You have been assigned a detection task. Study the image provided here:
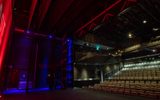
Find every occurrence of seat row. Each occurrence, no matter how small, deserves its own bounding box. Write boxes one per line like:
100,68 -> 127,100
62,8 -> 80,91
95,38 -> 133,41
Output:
113,68 -> 160,80
89,80 -> 160,98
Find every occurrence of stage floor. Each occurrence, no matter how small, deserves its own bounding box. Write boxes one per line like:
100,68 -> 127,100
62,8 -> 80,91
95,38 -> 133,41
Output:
2,88 -> 155,100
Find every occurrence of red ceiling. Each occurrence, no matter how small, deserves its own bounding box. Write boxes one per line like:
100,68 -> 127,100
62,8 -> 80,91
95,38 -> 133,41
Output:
13,0 -> 137,37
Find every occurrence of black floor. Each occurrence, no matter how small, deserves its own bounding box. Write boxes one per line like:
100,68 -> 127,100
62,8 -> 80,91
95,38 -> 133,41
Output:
3,88 -> 157,100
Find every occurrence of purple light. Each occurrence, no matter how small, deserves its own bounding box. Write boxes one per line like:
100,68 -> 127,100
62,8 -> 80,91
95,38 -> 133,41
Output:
48,35 -> 53,39
22,74 -> 26,78
26,30 -> 31,34
67,39 -> 70,42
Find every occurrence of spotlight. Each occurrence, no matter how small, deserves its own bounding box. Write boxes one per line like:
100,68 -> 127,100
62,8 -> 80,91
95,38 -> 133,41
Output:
67,39 -> 70,42
0,95 -> 2,98
48,35 -> 53,39
128,32 -> 133,38
143,20 -> 147,24
26,29 -> 31,34
86,43 -> 89,46
96,45 -> 100,51
152,49 -> 156,52
48,74 -> 51,77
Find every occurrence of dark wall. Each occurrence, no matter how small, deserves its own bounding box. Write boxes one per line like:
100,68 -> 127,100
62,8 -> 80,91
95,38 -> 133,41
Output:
4,34 -> 35,89
4,33 -> 64,89
74,65 -> 100,80
37,39 -> 62,88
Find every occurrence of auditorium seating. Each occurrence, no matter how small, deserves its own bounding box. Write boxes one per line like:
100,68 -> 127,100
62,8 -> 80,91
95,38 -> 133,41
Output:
89,64 -> 160,98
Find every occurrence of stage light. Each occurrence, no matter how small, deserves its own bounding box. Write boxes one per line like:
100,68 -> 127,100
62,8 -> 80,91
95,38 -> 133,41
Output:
67,39 -> 70,42
128,32 -> 133,38
96,45 -> 100,51
66,38 -> 73,87
143,20 -> 147,24
26,29 -> 31,34
86,43 -> 89,46
48,35 -> 53,39
152,49 -> 156,52
48,74 -> 51,77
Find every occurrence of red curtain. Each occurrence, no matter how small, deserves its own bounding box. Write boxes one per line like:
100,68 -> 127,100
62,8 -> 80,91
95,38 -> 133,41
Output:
0,0 -> 12,72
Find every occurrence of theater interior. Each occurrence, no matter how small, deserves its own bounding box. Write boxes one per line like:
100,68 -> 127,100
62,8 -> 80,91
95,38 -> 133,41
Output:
0,0 -> 160,100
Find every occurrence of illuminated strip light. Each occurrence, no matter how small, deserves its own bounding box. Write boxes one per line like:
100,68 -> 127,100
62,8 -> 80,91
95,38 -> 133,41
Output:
124,44 -> 141,52
66,39 -> 73,87
124,61 -> 160,67
14,27 -> 25,33
76,0 -> 122,36
147,40 -> 160,47
124,40 -> 160,53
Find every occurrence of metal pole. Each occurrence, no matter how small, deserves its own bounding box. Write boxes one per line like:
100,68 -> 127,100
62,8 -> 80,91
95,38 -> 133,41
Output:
100,69 -> 104,83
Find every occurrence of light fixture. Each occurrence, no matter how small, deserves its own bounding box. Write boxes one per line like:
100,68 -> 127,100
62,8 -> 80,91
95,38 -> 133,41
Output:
26,29 -> 31,34
96,45 -> 100,51
153,28 -> 159,31
128,32 -> 133,38
48,74 -> 51,77
67,39 -> 70,42
48,35 -> 53,39
86,43 -> 89,46
143,20 -> 147,24
152,49 -> 156,52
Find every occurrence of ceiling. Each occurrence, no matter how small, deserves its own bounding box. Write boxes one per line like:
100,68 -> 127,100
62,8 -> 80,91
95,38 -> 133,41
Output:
94,0 -> 160,49
13,0 -> 160,64
13,0 -> 118,37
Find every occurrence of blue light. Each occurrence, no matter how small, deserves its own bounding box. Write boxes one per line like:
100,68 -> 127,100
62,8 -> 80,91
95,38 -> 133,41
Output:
48,35 -> 53,39
3,89 -> 25,94
17,37 -> 32,89
66,38 -> 73,87
3,88 -> 50,94
67,39 -> 70,42
40,59 -> 48,87
56,85 -> 62,90
67,52 -> 71,57
67,57 -> 72,64
67,73 -> 72,79
28,88 -> 49,92
67,65 -> 72,71
67,38 -> 72,44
